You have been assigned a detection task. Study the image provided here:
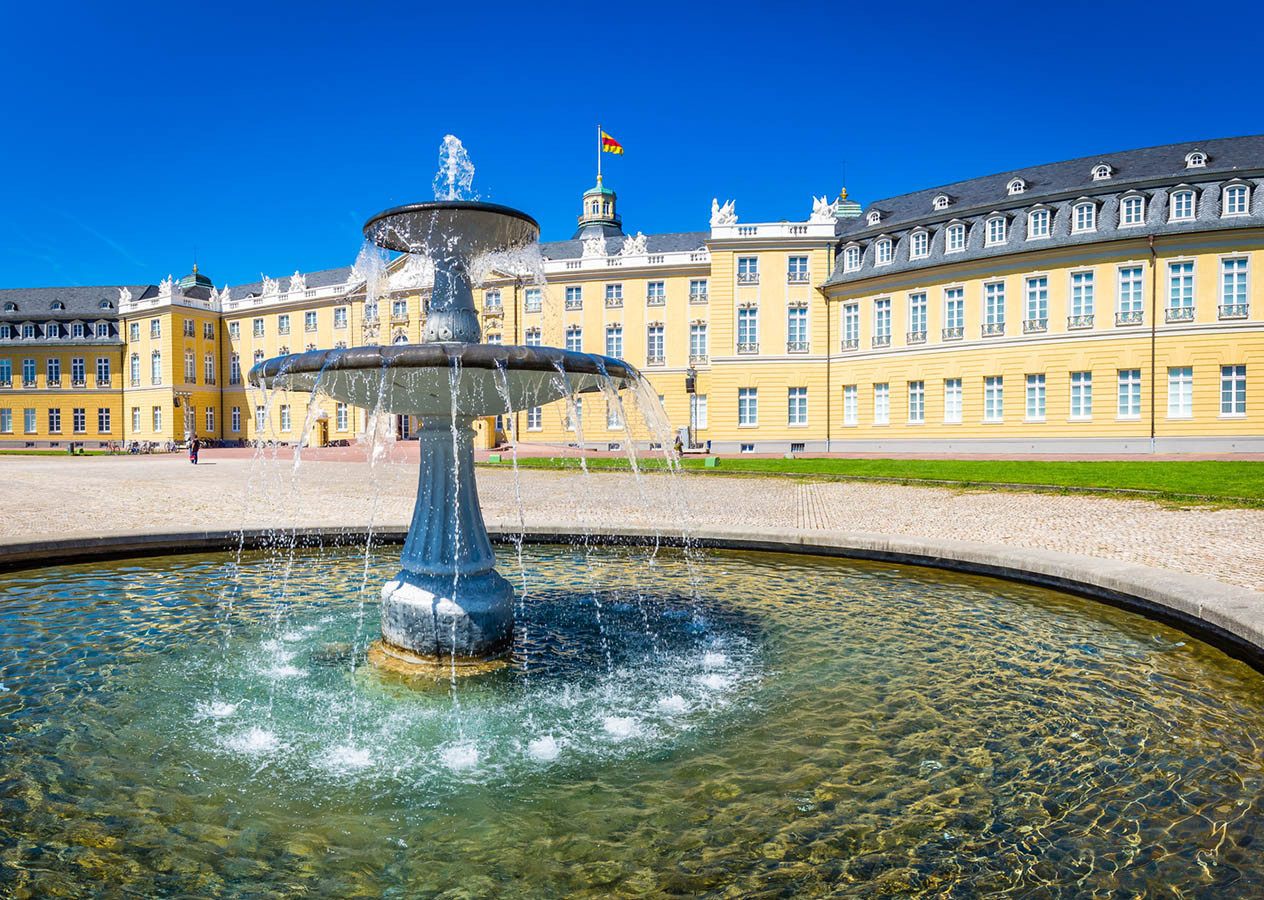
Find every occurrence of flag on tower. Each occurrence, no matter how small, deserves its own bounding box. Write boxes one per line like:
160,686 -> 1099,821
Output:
601,130 -> 624,155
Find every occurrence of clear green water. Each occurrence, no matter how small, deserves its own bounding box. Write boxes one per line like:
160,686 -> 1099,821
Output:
0,544 -> 1261,898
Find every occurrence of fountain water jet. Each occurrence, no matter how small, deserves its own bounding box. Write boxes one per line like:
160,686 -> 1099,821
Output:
250,195 -> 640,670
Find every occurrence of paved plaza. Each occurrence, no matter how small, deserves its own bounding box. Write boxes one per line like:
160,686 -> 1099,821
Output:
4,449 -> 1262,591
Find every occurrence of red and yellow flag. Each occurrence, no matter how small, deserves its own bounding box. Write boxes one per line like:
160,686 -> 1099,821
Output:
601,130 -> 624,155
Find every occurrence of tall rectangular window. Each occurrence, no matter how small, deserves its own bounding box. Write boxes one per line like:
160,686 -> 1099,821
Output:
946,224 -> 966,252
232,406 -> 241,432
205,407 -> 214,432
606,401 -> 623,431
1223,185 -> 1249,216
737,257 -> 759,283
689,393 -> 707,430
873,298 -> 891,344
787,306 -> 808,350
255,405 -> 265,428
47,357 -> 61,383
1070,272 -> 1095,316
1027,209 -> 1050,238
184,351 -> 195,383
1069,371 -> 1093,419
689,279 -> 708,302
483,290 -> 501,310
335,402 -> 348,431
526,406 -> 542,430
1118,369 -> 1142,419
132,407 -> 140,432
151,352 -> 161,384
1120,195 -> 1145,226
1025,276 -> 1048,323
944,379 -> 962,423
277,313 -> 290,334
787,387 -> 807,425
0,360 -> 9,385
98,408 -> 110,433
228,321 -> 239,338
787,256 -> 809,282
1170,190 -> 1195,220
334,307 -> 347,328
689,322 -> 707,360
843,385 -> 858,425
96,357 -> 110,384
737,308 -> 758,351
525,327 -> 541,347
0,409 -> 10,433
907,381 -> 925,423
1118,266 -> 1144,315
986,217 -> 1006,245
605,283 -> 623,305
984,282 -> 1005,326
646,324 -> 665,362
152,406 -> 162,432
280,405 -> 291,431
528,288 -> 546,311
1168,261 -> 1195,310
565,326 -> 582,352
72,407 -> 85,433
129,322 -> 140,342
873,383 -> 889,425
1221,257 -> 1248,313
944,288 -> 964,331
24,408 -> 36,433
984,376 -> 1003,422
843,303 -> 859,347
738,387 -> 758,426
252,318 -> 264,337
305,311 -> 318,331
22,358 -> 35,385
909,292 -> 927,335
48,408 -> 61,432
605,325 -> 623,358
646,281 -> 665,304
1221,365 -> 1246,415
1026,374 -> 1046,420
1168,367 -> 1193,417
909,231 -> 929,258
150,319 -> 161,339
71,357 -> 85,384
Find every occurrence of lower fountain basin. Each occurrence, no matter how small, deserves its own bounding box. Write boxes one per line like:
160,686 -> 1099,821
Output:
2,543 -> 1262,898
249,343 -> 639,417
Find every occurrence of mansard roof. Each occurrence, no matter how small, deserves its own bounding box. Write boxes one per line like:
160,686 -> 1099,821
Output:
0,285 -> 154,319
228,266 -> 355,299
540,231 -> 709,261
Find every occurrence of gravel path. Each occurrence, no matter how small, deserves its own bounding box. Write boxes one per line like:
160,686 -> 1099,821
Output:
3,451 -> 1262,590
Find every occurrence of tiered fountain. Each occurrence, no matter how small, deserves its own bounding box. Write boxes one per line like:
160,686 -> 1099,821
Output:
250,198 -> 639,670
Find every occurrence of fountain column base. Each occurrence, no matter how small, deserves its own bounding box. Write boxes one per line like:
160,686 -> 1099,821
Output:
380,568 -> 515,664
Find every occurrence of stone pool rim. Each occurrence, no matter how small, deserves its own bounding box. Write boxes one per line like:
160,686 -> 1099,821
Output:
2,524 -> 1261,673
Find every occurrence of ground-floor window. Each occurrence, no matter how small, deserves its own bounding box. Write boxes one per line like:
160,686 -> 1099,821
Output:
49,408 -> 62,433
205,407 -> 215,432
24,408 -> 36,433
606,401 -> 623,431
1168,367 -> 1193,418
280,405 -> 291,431
984,376 -> 1003,422
1069,371 -> 1093,420
943,379 -> 962,423
232,407 -> 241,432
0,409 -> 10,433
738,388 -> 757,426
1221,365 -> 1246,416
97,408 -> 110,433
152,406 -> 162,432
787,387 -> 807,425
1026,374 -> 1045,420
843,385 -> 858,425
873,383 -> 889,425
132,407 -> 140,432
1118,370 -> 1141,419
527,406 -> 542,430
690,394 -> 707,431
336,403 -> 348,431
907,381 -> 924,423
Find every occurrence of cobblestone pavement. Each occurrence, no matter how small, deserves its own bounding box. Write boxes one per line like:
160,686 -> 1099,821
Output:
3,451 -> 1262,590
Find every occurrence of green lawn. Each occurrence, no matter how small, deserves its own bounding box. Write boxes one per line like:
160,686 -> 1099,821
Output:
479,455 -> 1264,505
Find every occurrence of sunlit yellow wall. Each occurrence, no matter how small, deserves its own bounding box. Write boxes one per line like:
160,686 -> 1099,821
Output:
0,346 -> 123,444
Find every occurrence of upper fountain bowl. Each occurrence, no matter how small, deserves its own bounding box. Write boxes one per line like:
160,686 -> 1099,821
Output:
363,201 -> 540,256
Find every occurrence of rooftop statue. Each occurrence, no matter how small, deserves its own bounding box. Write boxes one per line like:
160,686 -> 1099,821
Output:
289,270 -> 307,294
619,231 -> 648,256
117,286 -> 132,304
810,195 -> 837,223
710,198 -> 737,226
582,234 -> 608,258
157,275 -> 174,299
261,275 -> 280,297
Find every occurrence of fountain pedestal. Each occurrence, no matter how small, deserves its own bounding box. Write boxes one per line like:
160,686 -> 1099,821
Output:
379,415 -> 514,664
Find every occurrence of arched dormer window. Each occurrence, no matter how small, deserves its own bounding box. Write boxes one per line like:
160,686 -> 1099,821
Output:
46,320 -> 59,337
984,215 -> 1007,245
1091,164 -> 1112,181
51,301 -> 65,310
99,299 -> 112,309
866,210 -> 881,226
1169,187 -> 1197,221
874,237 -> 893,265
1027,207 -> 1051,239
909,229 -> 929,259
933,194 -> 950,211
1007,178 -> 1026,196
3,302 -> 15,312
1071,200 -> 1097,233
1185,150 -> 1207,169
1119,192 -> 1146,227
945,222 -> 966,253
842,244 -> 862,272
1222,182 -> 1251,217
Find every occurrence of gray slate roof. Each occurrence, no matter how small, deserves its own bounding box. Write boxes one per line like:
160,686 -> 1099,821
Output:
540,231 -> 709,261
227,265 -> 355,299
0,284 -> 155,320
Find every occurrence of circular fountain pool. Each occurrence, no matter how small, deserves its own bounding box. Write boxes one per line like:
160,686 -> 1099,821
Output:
1,544 -> 1261,898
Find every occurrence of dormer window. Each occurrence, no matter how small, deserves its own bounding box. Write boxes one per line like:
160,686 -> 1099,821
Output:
945,222 -> 966,253
1222,183 -> 1250,217
1007,178 -> 1026,196
933,194 -> 950,211
51,301 -> 65,310
985,215 -> 1007,245
1169,188 -> 1196,221
1119,194 -> 1146,227
1072,201 -> 1097,233
1027,208 -> 1051,239
99,300 -> 112,309
866,210 -> 881,226
1091,164 -> 1112,181
71,322 -> 85,338
909,230 -> 929,259
1185,150 -> 1207,169
2,302 -> 15,312
843,245 -> 862,272
46,321 -> 59,337
874,238 -> 893,265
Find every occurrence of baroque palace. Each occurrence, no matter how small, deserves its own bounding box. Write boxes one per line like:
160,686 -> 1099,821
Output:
2,136 -> 1262,453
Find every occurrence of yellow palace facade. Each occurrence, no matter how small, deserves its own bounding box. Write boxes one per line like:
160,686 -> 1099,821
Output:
1,136 -> 1260,453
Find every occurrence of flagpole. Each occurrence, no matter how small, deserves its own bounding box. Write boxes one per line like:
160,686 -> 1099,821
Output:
597,124 -> 602,182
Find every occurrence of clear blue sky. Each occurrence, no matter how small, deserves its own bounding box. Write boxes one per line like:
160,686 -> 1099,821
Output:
2,0 -> 1260,289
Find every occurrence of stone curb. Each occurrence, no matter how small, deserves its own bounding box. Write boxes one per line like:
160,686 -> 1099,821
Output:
1,523 -> 1261,670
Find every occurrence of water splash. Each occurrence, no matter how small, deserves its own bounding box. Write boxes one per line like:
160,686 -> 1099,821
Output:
433,135 -> 476,201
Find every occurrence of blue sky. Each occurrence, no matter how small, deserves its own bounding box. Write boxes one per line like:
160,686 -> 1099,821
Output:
2,0 -> 1261,289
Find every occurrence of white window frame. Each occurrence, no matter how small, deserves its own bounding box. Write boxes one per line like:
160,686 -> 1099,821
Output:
1220,364 -> 1246,417
737,387 -> 758,427
1169,189 -> 1196,221
985,216 -> 1007,246
843,385 -> 858,426
984,376 -> 1003,422
1167,366 -> 1194,418
1027,208 -> 1050,239
787,387 -> 808,427
1117,369 -> 1142,420
907,381 -> 925,424
1222,184 -> 1250,217
843,246 -> 861,272
945,223 -> 966,253
1072,202 -> 1096,233
909,231 -> 929,259
1007,178 -> 1026,196
873,383 -> 889,425
1069,371 -> 1093,420
1025,374 -> 1046,421
1119,195 -> 1145,227
874,239 -> 893,266
943,378 -> 962,424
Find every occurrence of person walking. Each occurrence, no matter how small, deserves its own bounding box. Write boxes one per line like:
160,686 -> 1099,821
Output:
190,436 -> 200,465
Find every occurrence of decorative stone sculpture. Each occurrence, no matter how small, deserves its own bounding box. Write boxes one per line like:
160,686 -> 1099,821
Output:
118,286 -> 132,304
261,275 -> 280,296
289,270 -> 307,294
619,231 -> 648,256
710,198 -> 737,226
582,234 -> 607,258
810,195 -> 837,223
157,276 -> 174,299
